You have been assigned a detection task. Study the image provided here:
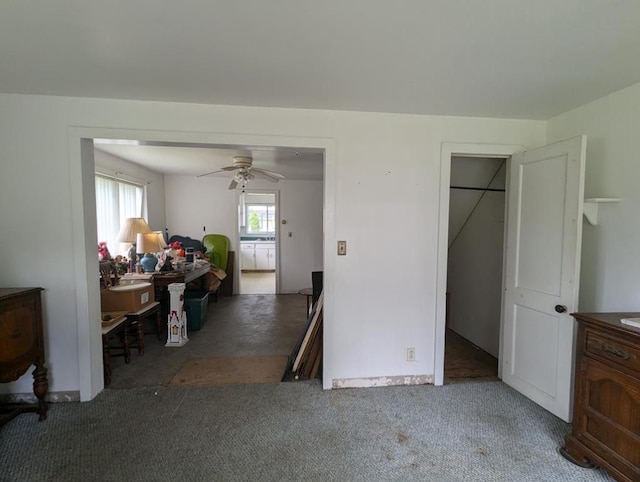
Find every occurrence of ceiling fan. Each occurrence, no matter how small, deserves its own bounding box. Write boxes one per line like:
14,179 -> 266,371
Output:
197,156 -> 285,190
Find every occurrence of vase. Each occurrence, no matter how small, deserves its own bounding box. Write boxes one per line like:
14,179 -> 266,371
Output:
140,253 -> 158,273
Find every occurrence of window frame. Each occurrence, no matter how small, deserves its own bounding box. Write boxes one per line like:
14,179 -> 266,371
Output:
245,203 -> 276,234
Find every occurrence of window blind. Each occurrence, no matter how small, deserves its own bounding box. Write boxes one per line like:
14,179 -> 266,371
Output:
95,175 -> 144,256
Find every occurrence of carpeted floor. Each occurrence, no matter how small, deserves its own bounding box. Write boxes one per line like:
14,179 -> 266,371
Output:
0,380 -> 613,481
169,355 -> 289,387
2,297 -> 614,480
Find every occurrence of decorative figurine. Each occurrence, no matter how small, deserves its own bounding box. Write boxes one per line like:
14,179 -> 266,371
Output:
165,282 -> 188,347
98,242 -> 112,261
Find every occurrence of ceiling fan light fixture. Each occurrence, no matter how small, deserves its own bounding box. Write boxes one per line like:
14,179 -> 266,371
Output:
197,156 -> 285,189
231,170 -> 252,191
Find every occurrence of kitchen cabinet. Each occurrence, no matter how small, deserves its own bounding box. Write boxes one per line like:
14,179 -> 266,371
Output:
241,242 -> 276,271
240,243 -> 255,271
255,244 -> 276,270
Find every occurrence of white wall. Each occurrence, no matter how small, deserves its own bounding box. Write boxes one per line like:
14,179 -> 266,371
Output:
164,175 -> 323,293
277,180 -> 324,292
547,82 -> 640,312
0,93 -> 545,398
94,149 -> 167,234
448,157 -> 505,246
164,175 -> 236,241
447,158 -> 506,357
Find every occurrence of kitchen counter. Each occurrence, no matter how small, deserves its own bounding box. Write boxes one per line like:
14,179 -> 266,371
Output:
240,241 -> 276,270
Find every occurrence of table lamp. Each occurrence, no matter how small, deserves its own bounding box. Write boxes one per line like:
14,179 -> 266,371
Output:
137,232 -> 166,272
152,230 -> 168,249
116,217 -> 151,271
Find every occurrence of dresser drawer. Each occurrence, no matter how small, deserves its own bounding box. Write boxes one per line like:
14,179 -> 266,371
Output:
585,330 -> 640,372
566,314 -> 640,480
0,288 -> 48,423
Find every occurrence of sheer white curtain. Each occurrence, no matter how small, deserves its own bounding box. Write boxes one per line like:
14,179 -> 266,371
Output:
95,175 -> 144,256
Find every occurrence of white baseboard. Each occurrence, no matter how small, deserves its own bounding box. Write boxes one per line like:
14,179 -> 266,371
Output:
332,374 -> 434,389
0,390 -> 80,404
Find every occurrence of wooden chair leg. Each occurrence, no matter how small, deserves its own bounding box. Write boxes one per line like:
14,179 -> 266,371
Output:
123,323 -> 131,364
156,310 -> 163,341
136,317 -> 145,355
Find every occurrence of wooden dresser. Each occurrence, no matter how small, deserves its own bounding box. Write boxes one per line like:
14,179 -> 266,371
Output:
0,288 -> 48,425
562,312 -> 640,481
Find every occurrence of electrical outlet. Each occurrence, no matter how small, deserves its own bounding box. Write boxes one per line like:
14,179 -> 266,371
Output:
337,240 -> 347,255
407,348 -> 415,362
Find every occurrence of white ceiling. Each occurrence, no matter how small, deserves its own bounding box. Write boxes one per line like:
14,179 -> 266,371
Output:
1,1 -> 639,121
95,143 -> 324,180
6,1 -> 639,179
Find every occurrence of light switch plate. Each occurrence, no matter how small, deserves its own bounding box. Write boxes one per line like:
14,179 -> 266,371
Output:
337,240 -> 347,255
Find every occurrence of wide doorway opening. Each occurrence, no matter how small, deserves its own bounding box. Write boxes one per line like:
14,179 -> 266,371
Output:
89,139 -> 324,391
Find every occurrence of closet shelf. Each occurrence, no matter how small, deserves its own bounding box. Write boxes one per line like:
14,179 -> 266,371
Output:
583,198 -> 621,226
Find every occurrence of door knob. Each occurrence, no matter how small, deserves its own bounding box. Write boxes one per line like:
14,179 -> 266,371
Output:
554,304 -> 567,313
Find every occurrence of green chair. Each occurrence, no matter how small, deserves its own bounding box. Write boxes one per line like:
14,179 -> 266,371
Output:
202,234 -> 230,270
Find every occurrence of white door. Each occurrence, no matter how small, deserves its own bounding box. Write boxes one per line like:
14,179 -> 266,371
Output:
501,135 -> 586,422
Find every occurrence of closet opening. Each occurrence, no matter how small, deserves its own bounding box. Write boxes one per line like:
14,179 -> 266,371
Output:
444,156 -> 506,383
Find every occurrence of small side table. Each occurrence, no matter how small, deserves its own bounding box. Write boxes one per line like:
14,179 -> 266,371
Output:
298,288 -> 313,315
125,301 -> 162,355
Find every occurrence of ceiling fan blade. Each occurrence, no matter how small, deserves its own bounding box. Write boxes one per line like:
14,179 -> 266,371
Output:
251,171 -> 280,182
253,167 -> 285,179
228,178 -> 238,190
197,164 -> 241,178
196,169 -> 226,178
251,168 -> 285,182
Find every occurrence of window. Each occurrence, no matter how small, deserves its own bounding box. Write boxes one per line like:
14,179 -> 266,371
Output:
95,175 -> 144,256
246,204 -> 276,234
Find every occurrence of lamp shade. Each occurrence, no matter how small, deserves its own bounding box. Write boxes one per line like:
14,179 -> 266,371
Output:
117,217 -> 151,243
136,232 -> 165,254
152,231 -> 168,249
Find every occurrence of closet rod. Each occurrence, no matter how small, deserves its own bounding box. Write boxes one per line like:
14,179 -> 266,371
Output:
450,186 -> 505,192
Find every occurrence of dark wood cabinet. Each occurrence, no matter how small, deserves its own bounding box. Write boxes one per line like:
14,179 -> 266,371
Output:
0,288 -> 48,425
562,312 -> 640,482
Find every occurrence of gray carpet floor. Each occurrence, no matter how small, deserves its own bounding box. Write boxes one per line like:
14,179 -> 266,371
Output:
0,380 -> 614,481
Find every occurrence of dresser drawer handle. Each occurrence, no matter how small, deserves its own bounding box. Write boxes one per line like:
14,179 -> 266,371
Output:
601,343 -> 635,360
10,329 -> 22,339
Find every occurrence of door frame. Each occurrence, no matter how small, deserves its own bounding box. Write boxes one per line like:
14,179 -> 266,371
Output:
434,142 -> 524,386
69,126 -> 336,400
235,188 -> 280,294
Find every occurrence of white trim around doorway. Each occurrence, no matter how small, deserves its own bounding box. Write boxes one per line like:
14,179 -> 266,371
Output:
434,142 -> 523,387
235,188 -> 280,295
68,127 -> 336,400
